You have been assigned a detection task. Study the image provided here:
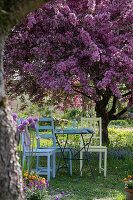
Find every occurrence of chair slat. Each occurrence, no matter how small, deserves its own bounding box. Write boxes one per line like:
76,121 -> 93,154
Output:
39,134 -> 54,139
38,126 -> 53,130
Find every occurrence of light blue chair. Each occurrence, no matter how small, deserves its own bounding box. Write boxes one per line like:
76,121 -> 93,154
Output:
18,118 -> 56,181
36,117 -> 72,176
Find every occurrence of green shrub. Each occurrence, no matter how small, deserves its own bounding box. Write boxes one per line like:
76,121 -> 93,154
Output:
109,127 -> 133,147
109,120 -> 129,127
60,108 -> 84,120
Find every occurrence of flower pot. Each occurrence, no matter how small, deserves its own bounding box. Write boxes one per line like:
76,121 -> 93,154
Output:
125,188 -> 133,200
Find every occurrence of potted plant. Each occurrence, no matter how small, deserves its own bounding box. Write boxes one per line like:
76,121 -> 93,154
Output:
123,175 -> 133,200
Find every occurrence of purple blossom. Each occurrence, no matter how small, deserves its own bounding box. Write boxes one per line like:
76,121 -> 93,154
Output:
18,124 -> 25,131
36,136 -> 41,140
87,0 -> 96,12
39,186 -> 42,190
12,113 -> 18,121
27,117 -> 34,124
69,12 -> 77,26
27,13 -> 36,28
30,123 -> 36,129
22,120 -> 29,126
33,117 -> 39,122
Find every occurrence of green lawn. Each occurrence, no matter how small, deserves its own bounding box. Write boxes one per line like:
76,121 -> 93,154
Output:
46,127 -> 133,200
47,151 -> 132,200
20,127 -> 133,200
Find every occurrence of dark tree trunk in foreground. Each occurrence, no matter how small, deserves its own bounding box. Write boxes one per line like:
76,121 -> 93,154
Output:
0,108 -> 24,200
0,36 -> 24,199
0,0 -> 50,199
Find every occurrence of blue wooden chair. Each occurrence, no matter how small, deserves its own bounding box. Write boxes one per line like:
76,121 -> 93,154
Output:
18,118 -> 56,181
36,117 -> 72,176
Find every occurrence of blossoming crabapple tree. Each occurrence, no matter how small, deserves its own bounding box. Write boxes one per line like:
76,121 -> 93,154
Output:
4,0 -> 133,145
0,0 -> 50,199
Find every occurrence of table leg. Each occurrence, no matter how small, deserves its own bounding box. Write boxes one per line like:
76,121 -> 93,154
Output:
79,134 -> 95,181
55,134 -> 70,176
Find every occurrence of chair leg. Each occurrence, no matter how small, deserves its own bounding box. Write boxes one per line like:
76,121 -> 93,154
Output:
23,153 -> 26,167
47,155 -> 50,181
99,152 -> 102,173
69,151 -> 72,176
52,153 -> 55,178
104,150 -> 107,177
80,150 -> 83,176
36,156 -> 40,169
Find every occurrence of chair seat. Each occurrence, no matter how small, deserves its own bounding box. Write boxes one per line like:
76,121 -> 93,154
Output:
89,146 -> 107,149
86,146 -> 107,153
25,148 -> 56,153
25,148 -> 56,156
38,146 -> 72,153
38,146 -> 71,150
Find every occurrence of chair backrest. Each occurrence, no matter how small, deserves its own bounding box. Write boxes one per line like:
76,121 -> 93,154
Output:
36,117 -> 56,148
81,117 -> 102,146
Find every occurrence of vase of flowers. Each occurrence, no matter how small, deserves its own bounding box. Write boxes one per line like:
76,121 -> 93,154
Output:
123,175 -> 133,200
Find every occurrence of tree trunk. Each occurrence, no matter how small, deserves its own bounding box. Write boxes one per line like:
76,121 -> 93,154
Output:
82,95 -> 88,117
95,101 -> 110,146
0,36 -> 24,200
101,119 -> 110,146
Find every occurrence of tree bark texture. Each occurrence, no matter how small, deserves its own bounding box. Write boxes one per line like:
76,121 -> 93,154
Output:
0,36 -> 24,199
0,107 -> 24,200
0,35 -> 5,98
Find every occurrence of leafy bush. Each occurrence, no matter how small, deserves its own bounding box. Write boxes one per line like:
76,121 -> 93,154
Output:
109,127 -> 133,147
109,120 -> 129,127
60,108 -> 83,120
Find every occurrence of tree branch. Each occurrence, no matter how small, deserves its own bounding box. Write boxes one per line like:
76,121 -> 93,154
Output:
108,96 -> 118,117
111,107 -> 128,120
73,88 -> 92,100
122,91 -> 131,98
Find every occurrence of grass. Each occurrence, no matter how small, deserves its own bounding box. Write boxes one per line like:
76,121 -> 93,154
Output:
46,127 -> 133,200
47,148 -> 132,200
20,126 -> 133,200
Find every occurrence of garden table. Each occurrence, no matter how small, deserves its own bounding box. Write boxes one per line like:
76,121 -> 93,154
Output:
54,128 -> 95,182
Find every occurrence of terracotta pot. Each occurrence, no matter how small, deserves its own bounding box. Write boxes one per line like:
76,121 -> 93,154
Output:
125,188 -> 133,200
